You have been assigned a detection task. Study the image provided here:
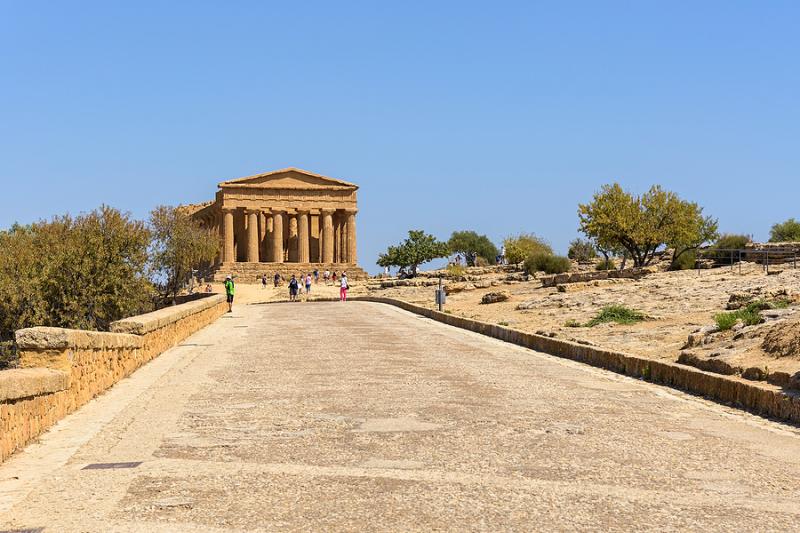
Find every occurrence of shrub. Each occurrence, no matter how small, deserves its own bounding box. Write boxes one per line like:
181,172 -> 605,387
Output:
714,302 -> 767,331
585,305 -> 647,327
446,263 -> 465,278
714,312 -> 738,331
595,259 -> 617,271
714,234 -> 751,250
567,238 -> 597,262
503,233 -> 552,265
670,250 -> 697,271
475,256 -> 490,267
0,207 -> 154,342
564,319 -> 582,328
524,253 -> 572,275
769,218 -> 800,242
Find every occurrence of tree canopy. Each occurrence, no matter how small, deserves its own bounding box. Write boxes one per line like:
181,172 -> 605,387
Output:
377,230 -> 449,276
0,206 -> 154,344
567,238 -> 597,262
502,233 -> 552,265
769,218 -> 800,242
578,183 -> 718,269
447,230 -> 498,266
149,205 -> 219,303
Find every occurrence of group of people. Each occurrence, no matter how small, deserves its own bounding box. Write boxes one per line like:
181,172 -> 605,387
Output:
260,270 -> 350,302
222,269 -> 352,313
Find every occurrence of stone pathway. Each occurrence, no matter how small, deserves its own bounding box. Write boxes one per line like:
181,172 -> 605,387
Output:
2,301 -> 800,532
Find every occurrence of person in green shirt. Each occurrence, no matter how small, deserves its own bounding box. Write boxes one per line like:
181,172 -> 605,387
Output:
224,275 -> 235,312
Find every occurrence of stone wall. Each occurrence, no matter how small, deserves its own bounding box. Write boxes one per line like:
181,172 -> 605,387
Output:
357,297 -> 800,424
0,294 -> 226,463
539,268 -> 648,288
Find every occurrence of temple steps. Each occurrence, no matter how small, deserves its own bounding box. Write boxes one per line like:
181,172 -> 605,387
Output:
211,262 -> 370,282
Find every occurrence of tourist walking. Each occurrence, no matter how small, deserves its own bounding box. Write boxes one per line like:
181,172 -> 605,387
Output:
224,275 -> 235,313
273,272 -> 281,287
261,274 -> 267,289
332,271 -> 337,284
305,273 -> 312,294
313,269 -> 319,283
324,269 -> 330,284
340,272 -> 349,301
288,274 -> 299,302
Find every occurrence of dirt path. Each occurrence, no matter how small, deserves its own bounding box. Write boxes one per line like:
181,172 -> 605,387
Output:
2,301 -> 800,531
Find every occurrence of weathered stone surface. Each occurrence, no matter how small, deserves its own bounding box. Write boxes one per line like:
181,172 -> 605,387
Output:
480,291 -> 510,304
111,294 -> 225,335
0,368 -> 69,402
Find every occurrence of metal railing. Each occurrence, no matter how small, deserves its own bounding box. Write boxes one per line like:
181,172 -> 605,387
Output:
696,247 -> 799,274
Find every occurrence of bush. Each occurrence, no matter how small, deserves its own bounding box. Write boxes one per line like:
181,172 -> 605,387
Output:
475,256 -> 490,267
524,253 -> 572,275
567,238 -> 597,262
0,340 -> 17,369
0,207 -> 154,343
714,312 -> 738,331
670,250 -> 697,271
713,234 -> 751,250
585,305 -> 647,327
446,263 -> 465,278
714,301 -> 767,331
769,218 -> 800,242
503,234 -> 552,265
595,259 -> 616,271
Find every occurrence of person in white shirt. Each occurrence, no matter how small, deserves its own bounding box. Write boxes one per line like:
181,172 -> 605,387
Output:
339,272 -> 349,301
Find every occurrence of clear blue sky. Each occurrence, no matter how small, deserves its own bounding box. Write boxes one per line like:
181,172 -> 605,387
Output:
2,1 -> 798,272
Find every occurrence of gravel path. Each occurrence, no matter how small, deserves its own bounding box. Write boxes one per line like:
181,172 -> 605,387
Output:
2,301 -> 800,532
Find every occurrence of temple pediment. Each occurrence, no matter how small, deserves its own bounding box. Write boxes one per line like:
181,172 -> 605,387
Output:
219,167 -> 357,191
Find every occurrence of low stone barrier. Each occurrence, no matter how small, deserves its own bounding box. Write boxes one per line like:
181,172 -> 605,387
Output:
539,268 -> 647,288
356,297 -> 800,425
0,294 -> 227,463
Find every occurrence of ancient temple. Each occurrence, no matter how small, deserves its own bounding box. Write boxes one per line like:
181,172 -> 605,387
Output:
189,168 -> 368,280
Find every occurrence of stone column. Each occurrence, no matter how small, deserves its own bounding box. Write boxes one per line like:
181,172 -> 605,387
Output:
223,209 -> 234,263
297,211 -> 310,263
341,217 -> 349,263
246,210 -> 259,262
272,210 -> 284,263
322,210 -> 334,264
347,211 -> 357,264
287,215 -> 298,262
334,216 -> 341,263
265,213 -> 274,261
259,211 -> 267,261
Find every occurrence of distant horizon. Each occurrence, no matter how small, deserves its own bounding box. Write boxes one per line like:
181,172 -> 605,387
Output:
2,2 -> 798,274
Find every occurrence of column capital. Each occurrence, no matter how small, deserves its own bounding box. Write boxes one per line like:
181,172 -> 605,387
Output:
321,208 -> 335,216
342,208 -> 358,215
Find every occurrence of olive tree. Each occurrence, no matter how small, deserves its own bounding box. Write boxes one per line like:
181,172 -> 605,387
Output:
377,230 -> 449,277
578,183 -> 718,269
149,205 -> 219,304
447,230 -> 498,266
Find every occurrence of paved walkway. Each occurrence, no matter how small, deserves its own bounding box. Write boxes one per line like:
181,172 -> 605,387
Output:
2,302 -> 800,532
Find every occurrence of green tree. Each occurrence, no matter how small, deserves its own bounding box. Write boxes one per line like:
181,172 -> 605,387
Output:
769,218 -> 800,242
149,205 -> 220,304
447,230 -> 498,266
0,206 -> 154,342
377,230 -> 449,277
502,233 -> 553,265
578,183 -> 718,268
567,238 -> 597,262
